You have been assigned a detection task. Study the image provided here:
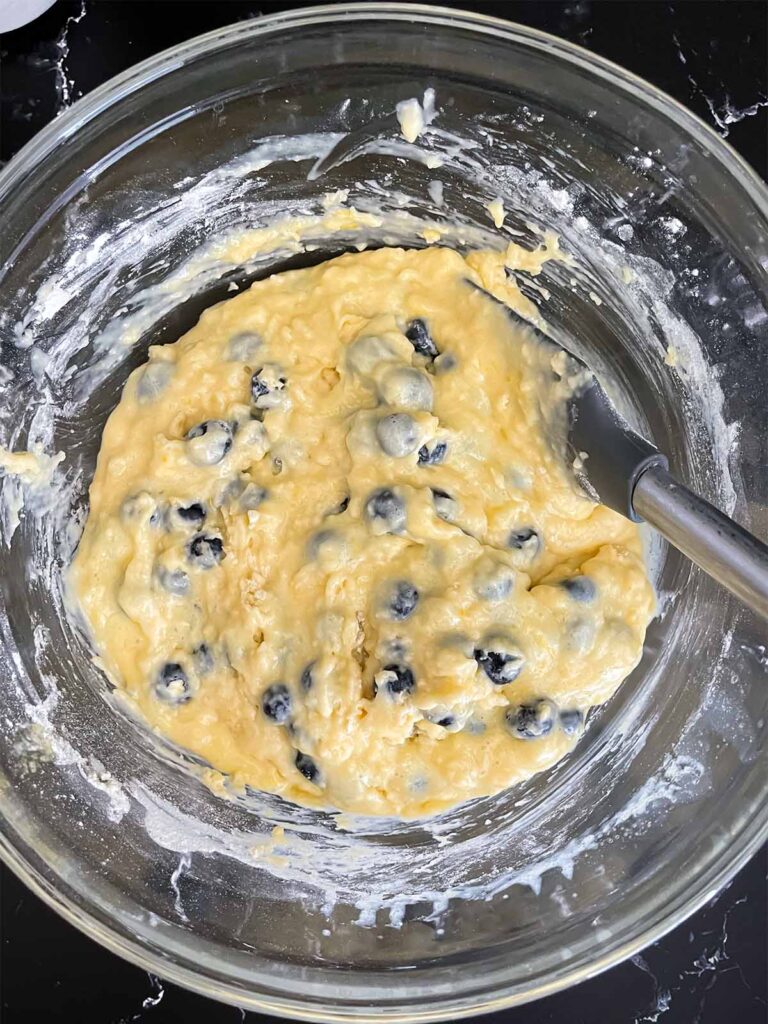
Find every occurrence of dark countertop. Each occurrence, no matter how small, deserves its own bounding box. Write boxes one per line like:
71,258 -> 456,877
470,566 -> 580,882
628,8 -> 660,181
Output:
1,3 -> 766,1022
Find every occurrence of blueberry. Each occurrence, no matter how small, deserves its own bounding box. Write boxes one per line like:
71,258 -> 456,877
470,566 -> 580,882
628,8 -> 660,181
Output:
365,487 -> 406,533
474,642 -> 524,685
228,332 -> 262,362
300,662 -> 315,692
418,441 -> 447,466
193,643 -> 214,674
262,684 -> 292,724
212,478 -> 243,509
387,580 -> 419,620
376,413 -> 420,457
295,751 -> 321,783
156,566 -> 190,596
473,562 -> 514,602
431,487 -> 457,522
121,493 -> 162,525
186,420 -> 233,466
464,719 -> 487,735
347,334 -> 403,376
155,662 -> 191,704
235,418 -> 269,452
559,708 -> 584,736
188,534 -> 224,569
383,637 -> 409,661
405,319 -> 439,358
566,617 -> 596,653
433,352 -> 456,374
174,502 -> 206,526
509,527 -> 541,557
137,362 -> 173,402
329,495 -> 350,516
379,367 -> 433,410
423,709 -> 456,728
562,576 -> 596,602
506,699 -> 557,739
178,502 -> 206,523
374,664 -> 416,698
239,483 -> 268,510
251,364 -> 287,411
309,529 -> 342,558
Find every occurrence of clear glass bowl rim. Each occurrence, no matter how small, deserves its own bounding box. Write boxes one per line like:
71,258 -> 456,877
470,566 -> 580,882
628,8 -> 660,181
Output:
0,4 -> 766,1020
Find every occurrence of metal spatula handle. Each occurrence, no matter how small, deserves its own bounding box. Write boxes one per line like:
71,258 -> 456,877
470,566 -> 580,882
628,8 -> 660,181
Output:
632,464 -> 768,620
566,374 -> 768,620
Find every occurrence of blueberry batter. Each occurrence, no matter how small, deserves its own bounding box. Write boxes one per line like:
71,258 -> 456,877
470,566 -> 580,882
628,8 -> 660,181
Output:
71,246 -> 654,817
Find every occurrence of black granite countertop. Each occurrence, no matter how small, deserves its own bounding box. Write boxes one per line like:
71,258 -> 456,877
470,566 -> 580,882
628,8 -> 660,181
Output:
1,2 -> 766,1022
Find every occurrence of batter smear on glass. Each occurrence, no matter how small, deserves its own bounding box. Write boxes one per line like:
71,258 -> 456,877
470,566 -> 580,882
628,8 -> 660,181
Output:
71,246 -> 654,817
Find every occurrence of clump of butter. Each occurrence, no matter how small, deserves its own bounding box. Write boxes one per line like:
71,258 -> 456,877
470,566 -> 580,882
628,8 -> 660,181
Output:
486,198 -> 506,229
396,88 -> 437,143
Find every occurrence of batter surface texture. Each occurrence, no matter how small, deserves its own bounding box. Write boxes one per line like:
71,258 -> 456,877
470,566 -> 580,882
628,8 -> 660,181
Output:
72,246 -> 654,817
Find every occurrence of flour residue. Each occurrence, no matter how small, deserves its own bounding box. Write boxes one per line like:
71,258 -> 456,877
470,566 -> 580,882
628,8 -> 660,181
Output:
0,445 -> 64,485
13,693 -> 129,823
0,444 -> 65,541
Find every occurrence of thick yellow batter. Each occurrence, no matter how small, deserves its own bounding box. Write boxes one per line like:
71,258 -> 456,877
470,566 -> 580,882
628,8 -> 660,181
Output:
71,246 -> 654,818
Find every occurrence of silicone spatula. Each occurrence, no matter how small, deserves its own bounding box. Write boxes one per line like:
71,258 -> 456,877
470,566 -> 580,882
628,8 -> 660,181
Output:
567,369 -> 768,620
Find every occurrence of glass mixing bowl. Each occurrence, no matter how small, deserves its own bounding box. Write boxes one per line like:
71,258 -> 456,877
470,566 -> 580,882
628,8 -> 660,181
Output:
0,5 -> 766,1019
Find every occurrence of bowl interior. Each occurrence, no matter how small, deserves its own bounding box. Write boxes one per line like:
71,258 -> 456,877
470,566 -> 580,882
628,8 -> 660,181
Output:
0,7 -> 766,1019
